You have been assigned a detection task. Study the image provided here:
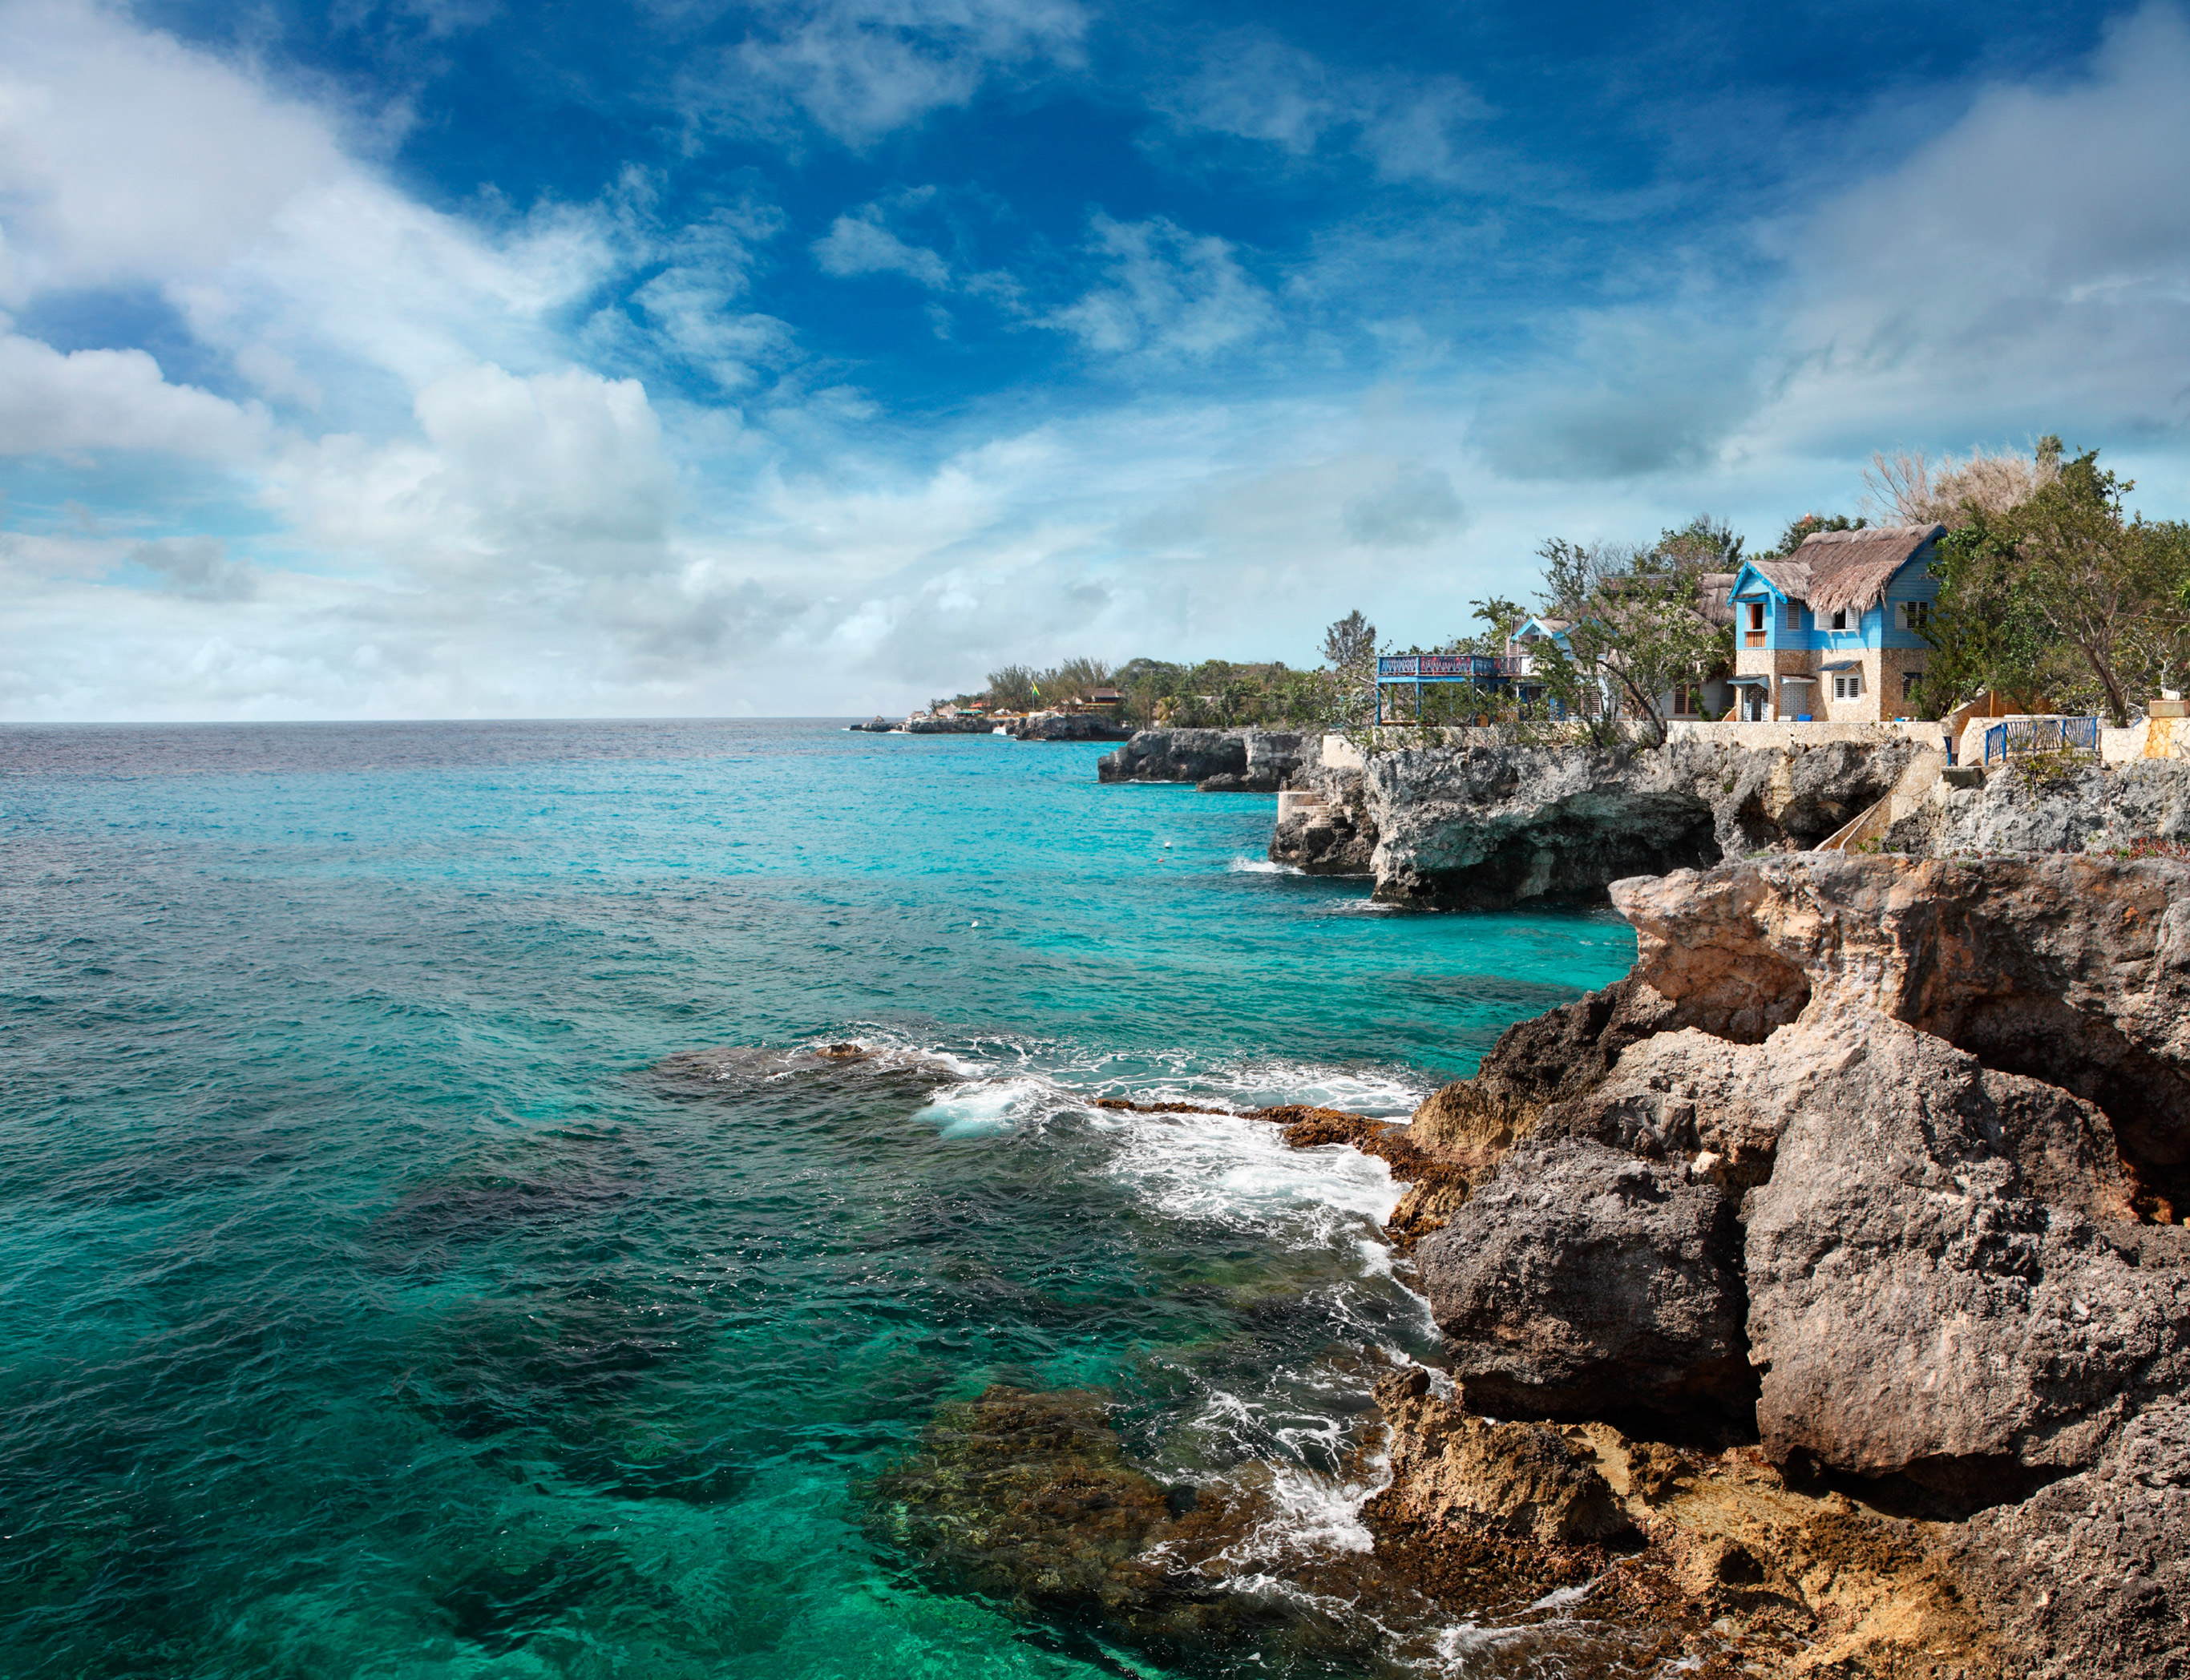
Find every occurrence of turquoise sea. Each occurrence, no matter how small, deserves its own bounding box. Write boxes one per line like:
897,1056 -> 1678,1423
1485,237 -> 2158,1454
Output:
0,720 -> 1637,1679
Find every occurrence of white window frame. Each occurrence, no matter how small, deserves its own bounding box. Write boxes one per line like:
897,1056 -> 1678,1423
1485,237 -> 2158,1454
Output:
1897,600 -> 1931,632
1833,672 -> 1862,701
1831,607 -> 1849,631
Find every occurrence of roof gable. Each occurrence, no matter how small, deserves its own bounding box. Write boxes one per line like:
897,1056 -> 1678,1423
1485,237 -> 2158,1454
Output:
1730,559 -> 1806,601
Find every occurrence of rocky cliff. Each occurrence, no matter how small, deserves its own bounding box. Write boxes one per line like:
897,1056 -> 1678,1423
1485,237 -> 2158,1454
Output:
1008,709 -> 1133,741
1887,757 -> 2190,856
1380,850 -> 2190,1678
1270,737 -> 1927,907
1096,726 -> 1321,791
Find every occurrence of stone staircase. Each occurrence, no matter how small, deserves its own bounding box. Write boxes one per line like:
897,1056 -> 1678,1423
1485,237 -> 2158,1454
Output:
1815,749 -> 1947,853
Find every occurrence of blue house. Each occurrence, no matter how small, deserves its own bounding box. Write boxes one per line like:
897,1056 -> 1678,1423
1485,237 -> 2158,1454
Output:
1726,524 -> 1945,722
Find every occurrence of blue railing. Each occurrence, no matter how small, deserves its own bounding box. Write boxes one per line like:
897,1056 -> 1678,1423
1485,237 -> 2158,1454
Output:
1376,654 -> 1519,680
1983,716 -> 2100,767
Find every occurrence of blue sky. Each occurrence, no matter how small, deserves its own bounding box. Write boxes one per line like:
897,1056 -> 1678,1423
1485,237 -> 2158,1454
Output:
3,0 -> 2186,718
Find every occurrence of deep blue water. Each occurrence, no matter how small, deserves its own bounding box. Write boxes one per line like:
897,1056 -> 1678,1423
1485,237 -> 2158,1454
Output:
0,720 -> 1636,1679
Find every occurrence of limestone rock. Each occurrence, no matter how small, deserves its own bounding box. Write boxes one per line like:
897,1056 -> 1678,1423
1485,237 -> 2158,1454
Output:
1267,769 -> 1377,873
1959,1399 -> 2190,1680
1371,1367 -> 1629,1545
1414,1137 -> 1751,1417
1611,852 -> 2190,1210
1402,977 -> 1679,1169
1009,709 -> 1133,741
1359,737 -> 1921,910
1742,1015 -> 2187,1483
1889,757 -> 2190,858
1096,727 -> 1317,790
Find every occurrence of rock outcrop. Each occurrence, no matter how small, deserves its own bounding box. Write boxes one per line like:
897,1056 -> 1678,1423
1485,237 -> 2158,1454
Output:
1008,709 -> 1133,741
1612,853 -> 2190,1210
1416,1139 -> 1752,1419
1380,848 -> 2190,1677
1957,1400 -> 2190,1680
1097,727 -> 1319,791
1888,758 -> 2190,858
1267,737 -> 1926,908
1372,1367 -> 1629,1545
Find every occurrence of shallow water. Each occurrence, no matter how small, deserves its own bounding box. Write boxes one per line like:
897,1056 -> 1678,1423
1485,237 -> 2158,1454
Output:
0,720 -> 1636,1678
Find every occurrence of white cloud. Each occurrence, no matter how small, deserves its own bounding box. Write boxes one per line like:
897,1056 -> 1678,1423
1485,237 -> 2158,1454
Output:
1756,2 -> 2190,450
1047,214 -> 1277,360
131,535 -> 257,601
0,0 -> 351,301
687,0 -> 1086,147
814,208 -> 950,288
1342,460 -> 1466,547
266,363 -> 677,581
1157,32 -> 1489,186
0,331 -> 269,458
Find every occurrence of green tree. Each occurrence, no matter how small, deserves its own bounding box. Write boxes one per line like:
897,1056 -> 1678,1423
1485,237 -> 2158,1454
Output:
1533,537 -> 1731,747
1465,596 -> 1525,656
1766,512 -> 1864,557
1320,612 -> 1380,731
985,664 -> 1038,710
1656,514 -> 1745,568
1942,445 -> 2183,726
1322,610 -> 1376,670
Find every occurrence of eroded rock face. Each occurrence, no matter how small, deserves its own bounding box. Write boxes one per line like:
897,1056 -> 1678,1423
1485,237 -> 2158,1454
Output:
1372,1368 -> 1628,1545
1010,710 -> 1133,741
1734,1015 -> 2184,1481
1095,727 -> 1318,790
1414,1138 -> 1750,1418
1268,769 -> 1377,874
1958,1399 -> 2190,1680
1357,737 -> 1922,910
1377,846 -> 2190,1677
1889,757 -> 2190,858
1611,852 -> 2190,1203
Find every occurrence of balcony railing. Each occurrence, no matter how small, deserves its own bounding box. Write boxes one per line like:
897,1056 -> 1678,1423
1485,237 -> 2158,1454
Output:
1376,654 -> 1529,680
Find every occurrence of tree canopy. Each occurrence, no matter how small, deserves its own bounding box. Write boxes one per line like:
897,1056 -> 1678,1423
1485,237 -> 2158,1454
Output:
1920,442 -> 2190,725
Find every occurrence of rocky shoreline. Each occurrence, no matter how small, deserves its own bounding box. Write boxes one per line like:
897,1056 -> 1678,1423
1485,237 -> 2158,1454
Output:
1370,842 -> 2190,1678
860,840 -> 2189,1678
853,709 -> 1135,740
877,739 -> 2190,1677
1097,725 -> 1325,790
1273,736 -> 1937,906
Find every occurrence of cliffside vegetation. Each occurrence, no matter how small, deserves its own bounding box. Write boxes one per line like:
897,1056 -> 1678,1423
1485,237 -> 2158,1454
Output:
952,650 -> 1350,729
1904,438 -> 2190,725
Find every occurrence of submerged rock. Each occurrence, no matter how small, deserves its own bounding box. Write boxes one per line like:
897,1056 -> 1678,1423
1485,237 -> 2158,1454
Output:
868,1384 -> 1388,1671
647,1040 -> 962,1099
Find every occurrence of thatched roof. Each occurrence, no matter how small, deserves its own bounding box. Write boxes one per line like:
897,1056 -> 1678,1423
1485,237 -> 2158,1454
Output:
1799,524 -> 1944,616
1697,571 -> 1736,628
1744,558 -> 1812,600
